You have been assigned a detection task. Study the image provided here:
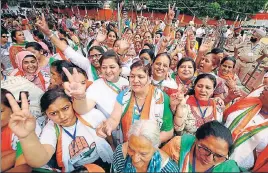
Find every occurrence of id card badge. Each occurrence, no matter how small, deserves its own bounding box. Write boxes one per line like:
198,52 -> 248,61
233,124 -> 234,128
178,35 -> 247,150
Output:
248,52 -> 254,56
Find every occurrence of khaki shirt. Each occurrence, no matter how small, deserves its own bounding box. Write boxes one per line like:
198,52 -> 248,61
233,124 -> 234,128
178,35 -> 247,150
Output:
224,35 -> 243,51
237,41 -> 267,63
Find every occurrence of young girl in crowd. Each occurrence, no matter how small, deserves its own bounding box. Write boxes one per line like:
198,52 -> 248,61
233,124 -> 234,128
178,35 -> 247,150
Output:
2,4 -> 268,172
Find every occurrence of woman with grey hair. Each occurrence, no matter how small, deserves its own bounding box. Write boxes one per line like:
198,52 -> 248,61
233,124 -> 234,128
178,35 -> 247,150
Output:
111,120 -> 179,172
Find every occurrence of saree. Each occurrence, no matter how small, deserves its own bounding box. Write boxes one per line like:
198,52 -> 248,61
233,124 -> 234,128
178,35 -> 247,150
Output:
224,97 -> 268,168
91,64 -> 100,81
9,43 -> 26,68
186,95 -> 218,128
121,85 -> 166,142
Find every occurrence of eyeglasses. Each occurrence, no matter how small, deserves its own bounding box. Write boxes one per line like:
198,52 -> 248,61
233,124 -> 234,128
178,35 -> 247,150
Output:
2,35 -> 7,38
197,144 -> 228,162
88,54 -> 102,59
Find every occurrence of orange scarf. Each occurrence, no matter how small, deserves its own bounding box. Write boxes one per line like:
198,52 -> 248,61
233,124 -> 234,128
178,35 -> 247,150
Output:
1,126 -> 13,152
84,164 -> 105,172
186,95 -> 217,120
218,70 -> 235,81
86,80 -> 93,89
223,97 -> 262,140
121,85 -> 155,142
56,114 -> 93,172
56,48 -> 69,61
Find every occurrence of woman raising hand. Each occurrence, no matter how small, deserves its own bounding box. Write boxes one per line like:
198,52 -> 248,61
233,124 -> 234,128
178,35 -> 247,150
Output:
7,92 -> 37,140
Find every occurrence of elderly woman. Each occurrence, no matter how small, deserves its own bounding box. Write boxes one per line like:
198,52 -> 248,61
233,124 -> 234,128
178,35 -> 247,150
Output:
10,51 -> 50,91
173,73 -> 223,135
111,120 -> 179,172
96,60 -> 174,143
162,121 -> 240,172
224,85 -> 268,171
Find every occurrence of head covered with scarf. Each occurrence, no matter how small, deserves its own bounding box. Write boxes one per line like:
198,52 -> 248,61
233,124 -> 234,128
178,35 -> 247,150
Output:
14,51 -> 46,91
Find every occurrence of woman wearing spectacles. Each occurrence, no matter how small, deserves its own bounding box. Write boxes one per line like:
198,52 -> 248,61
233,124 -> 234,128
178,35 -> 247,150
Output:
162,120 -> 240,172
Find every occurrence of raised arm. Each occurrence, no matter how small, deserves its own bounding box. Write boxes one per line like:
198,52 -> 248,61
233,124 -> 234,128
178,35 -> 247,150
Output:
35,14 -> 90,71
163,3 -> 175,37
62,67 -> 96,115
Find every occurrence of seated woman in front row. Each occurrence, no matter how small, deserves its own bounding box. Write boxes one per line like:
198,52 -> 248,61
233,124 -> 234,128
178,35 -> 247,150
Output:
5,88 -> 113,172
162,121 -> 241,172
111,120 -> 179,172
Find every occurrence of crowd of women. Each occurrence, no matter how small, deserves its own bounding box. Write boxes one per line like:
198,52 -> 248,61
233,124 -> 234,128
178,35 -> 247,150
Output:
1,4 -> 268,172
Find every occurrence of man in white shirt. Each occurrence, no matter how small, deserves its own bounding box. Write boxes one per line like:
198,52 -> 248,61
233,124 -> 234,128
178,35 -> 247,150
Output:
196,25 -> 205,50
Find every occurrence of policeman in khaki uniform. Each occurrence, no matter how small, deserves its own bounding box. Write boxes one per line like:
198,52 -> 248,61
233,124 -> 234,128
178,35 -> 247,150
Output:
223,27 -> 243,57
234,29 -> 268,81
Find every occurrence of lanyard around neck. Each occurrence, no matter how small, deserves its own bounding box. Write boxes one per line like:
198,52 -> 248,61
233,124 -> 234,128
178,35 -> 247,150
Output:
152,79 -> 164,87
134,96 -> 145,114
195,96 -> 210,118
61,119 -> 78,141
